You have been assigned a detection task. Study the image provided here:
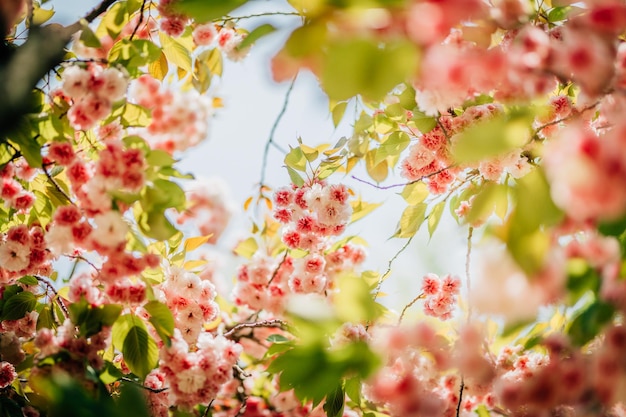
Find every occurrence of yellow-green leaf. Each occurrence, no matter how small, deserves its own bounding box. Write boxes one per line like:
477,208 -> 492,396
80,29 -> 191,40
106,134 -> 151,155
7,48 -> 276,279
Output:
351,199 -> 382,223
234,237 -> 258,259
400,182 -> 429,205
32,7 -> 55,26
184,235 -> 212,252
394,203 -> 427,238
365,150 -> 388,183
148,52 -> 169,81
160,32 -> 192,73
285,146 -> 307,172
427,201 -> 445,237
332,102 -> 348,127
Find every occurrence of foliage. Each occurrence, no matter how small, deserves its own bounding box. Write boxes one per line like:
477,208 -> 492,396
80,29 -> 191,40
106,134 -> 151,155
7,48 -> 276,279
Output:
1,0 -> 626,417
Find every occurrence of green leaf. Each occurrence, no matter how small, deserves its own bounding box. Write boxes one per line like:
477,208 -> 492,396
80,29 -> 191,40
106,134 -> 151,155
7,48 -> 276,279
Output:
18,275 -> 39,286
286,166 -> 305,187
566,259 -> 601,305
96,1 -> 129,39
567,300 -> 614,347
79,21 -> 102,48
451,112 -> 533,164
145,179 -> 186,211
144,300 -> 175,346
0,397 -> 23,417
268,340 -> 379,406
400,182 -> 429,205
335,275 -> 384,323
123,323 -> 159,379
267,334 -> 290,343
238,24 -> 276,50
234,237 -> 258,259
332,102 -> 348,127
285,146 -> 307,172
100,361 -> 125,385
322,39 -> 419,101
160,33 -> 192,73
475,404 -> 492,417
174,0 -> 247,23
394,203 -> 427,238
69,300 -> 123,338
138,210 -> 179,241
32,7 -> 55,25
1,291 -> 37,320
120,103 -> 152,128
112,314 -> 135,349
323,384 -> 344,417
506,169 -> 563,274
146,149 -> 176,167
149,52 -> 169,81
466,182 -> 506,226
344,377 -> 361,404
375,131 -> 410,165
37,304 -> 56,330
204,48 -> 223,77
427,200 -> 445,237
365,150 -> 388,183
410,110 -> 437,134
350,199 -> 382,223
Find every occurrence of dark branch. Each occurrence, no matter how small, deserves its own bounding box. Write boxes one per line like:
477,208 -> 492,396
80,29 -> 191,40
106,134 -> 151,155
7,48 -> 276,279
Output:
0,0 -> 116,139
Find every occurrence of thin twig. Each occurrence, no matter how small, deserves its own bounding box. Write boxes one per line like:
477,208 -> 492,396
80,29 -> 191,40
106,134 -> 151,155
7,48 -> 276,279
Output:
533,101 -> 600,136
42,164 -> 75,205
397,292 -> 424,325
65,254 -> 100,273
121,377 -> 168,393
202,400 -> 215,417
465,226 -> 473,323
456,377 -> 465,417
224,319 -> 288,338
129,0 -> 147,40
267,252 -> 288,285
371,235 -> 415,313
35,275 -> 69,319
259,75 -> 297,190
351,164 -> 455,190
219,11 -> 301,22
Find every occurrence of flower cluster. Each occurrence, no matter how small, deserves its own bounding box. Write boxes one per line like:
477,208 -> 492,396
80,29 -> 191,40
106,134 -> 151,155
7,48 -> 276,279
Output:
0,162 -> 36,213
61,65 -> 128,131
158,331 -> 242,410
175,178 -> 236,244
274,182 -> 352,250
192,23 -> 248,61
420,273 -> 460,321
401,103 -> 531,195
129,75 -> 214,153
156,266 -> 219,344
0,225 -> 50,283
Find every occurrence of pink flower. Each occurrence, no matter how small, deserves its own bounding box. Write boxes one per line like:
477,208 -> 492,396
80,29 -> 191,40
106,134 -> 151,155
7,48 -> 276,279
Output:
192,23 -> 217,46
0,361 -> 17,389
421,273 -> 440,295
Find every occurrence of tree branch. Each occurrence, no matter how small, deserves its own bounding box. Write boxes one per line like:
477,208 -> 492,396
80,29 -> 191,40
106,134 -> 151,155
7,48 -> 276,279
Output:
0,0 -> 116,139
224,319 -> 288,339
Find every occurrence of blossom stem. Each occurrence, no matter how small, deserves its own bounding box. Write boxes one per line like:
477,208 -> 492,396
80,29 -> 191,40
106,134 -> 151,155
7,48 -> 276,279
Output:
35,275 -> 69,320
466,226 -> 473,323
397,292 -> 424,325
223,319 -> 288,339
259,75 -> 297,196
